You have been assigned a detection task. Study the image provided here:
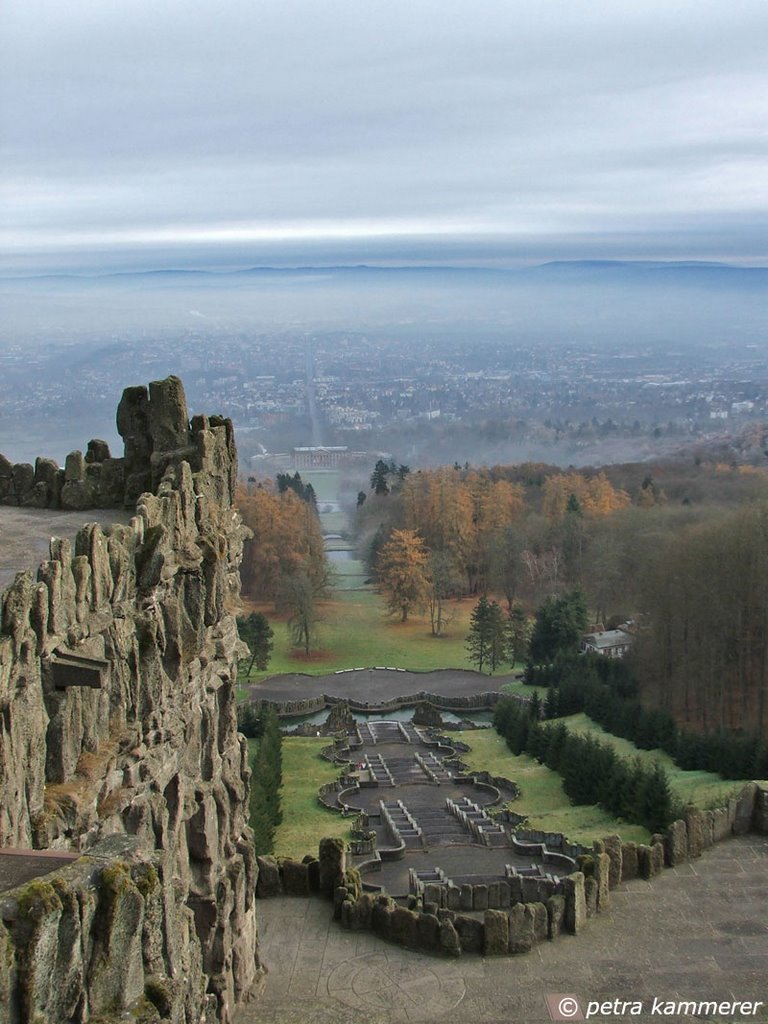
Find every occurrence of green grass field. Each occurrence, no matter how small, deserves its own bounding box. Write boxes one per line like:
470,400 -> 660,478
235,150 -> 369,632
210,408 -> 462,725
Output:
274,737 -> 351,859
462,729 -> 651,845
241,588 -> 522,682
297,470 -> 341,503
557,713 -> 743,809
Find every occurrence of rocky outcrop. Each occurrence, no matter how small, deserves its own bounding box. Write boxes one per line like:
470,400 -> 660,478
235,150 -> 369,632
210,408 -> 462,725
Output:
0,378 -> 260,1023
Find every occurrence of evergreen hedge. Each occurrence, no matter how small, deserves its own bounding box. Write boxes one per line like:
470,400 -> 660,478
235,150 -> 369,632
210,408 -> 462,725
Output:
249,707 -> 283,855
524,653 -> 768,781
493,697 -> 676,833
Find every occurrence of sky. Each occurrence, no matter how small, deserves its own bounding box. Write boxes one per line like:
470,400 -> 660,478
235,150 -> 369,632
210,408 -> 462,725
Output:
1,0 -> 768,272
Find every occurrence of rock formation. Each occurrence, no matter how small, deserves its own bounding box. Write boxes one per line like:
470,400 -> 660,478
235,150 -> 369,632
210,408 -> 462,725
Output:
0,377 -> 260,1023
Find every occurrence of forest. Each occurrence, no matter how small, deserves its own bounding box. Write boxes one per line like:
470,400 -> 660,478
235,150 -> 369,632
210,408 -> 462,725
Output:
236,457 -> 768,740
355,458 -> 768,738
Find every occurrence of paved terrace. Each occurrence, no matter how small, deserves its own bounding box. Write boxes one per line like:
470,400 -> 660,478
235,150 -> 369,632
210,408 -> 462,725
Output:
239,834 -> 768,1024
0,506 -> 131,591
249,668 -> 513,706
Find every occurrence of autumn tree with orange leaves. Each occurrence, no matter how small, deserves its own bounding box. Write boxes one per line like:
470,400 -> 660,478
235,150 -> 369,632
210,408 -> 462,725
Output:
237,483 -> 328,605
376,528 -> 430,622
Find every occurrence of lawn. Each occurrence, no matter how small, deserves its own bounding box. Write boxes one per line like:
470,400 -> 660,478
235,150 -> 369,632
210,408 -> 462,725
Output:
272,737 -> 351,860
241,588 -> 522,681
297,470 -> 341,503
557,713 -> 744,809
462,729 -> 651,845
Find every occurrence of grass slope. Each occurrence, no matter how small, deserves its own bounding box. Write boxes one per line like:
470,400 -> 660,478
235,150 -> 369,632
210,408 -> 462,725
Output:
558,712 -> 744,809
462,729 -> 651,845
272,737 -> 350,860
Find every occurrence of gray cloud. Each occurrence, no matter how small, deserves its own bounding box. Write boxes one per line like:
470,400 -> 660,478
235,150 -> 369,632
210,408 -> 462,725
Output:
2,0 -> 767,266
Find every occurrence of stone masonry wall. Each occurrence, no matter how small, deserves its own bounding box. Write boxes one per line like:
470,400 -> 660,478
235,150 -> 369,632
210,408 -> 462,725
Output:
0,377 -> 260,1023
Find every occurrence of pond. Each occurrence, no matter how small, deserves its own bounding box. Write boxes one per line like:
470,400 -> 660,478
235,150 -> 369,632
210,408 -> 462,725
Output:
282,707 -> 494,728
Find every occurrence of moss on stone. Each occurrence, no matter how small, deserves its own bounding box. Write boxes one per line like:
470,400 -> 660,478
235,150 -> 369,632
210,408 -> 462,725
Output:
144,976 -> 174,1018
132,863 -> 159,898
15,879 -> 63,921
129,995 -> 163,1022
576,854 -> 595,878
100,861 -> 133,896
344,866 -> 363,901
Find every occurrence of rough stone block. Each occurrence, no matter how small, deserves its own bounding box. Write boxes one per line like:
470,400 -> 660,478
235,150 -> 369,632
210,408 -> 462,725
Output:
391,907 -> 420,948
22,481 -> 50,508
711,806 -> 730,843
349,893 -> 374,930
594,851 -> 611,911
439,919 -> 461,956
13,462 -> 35,499
602,834 -> 623,888
754,784 -> 768,835
86,438 -> 111,463
65,450 -> 86,482
530,902 -> 548,943
424,882 -> 443,908
454,914 -> 483,953
685,808 -> 706,858
472,884 -> 488,911
446,884 -> 461,911
302,855 -> 321,892
621,842 -> 639,881
650,842 -> 664,876
507,874 -> 523,904
281,859 -> 310,896
563,872 -> 586,935
664,819 -> 688,866
546,895 -> 566,939
702,810 -> 715,850
319,837 -> 346,896
585,877 -> 598,917
522,876 -> 543,902
508,903 -> 533,954
256,856 -> 281,897
459,884 -> 473,911
417,912 -> 441,952
637,845 -> 652,879
487,881 -> 500,908
483,909 -> 509,955
333,886 -> 348,920
730,783 -> 757,835
372,901 -> 394,941
497,880 -> 511,908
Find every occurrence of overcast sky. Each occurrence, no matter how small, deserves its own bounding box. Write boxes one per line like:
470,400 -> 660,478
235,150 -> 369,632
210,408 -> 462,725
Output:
2,0 -> 767,271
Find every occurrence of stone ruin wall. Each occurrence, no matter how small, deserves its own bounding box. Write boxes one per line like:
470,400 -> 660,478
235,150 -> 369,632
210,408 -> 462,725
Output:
0,377 -> 261,1023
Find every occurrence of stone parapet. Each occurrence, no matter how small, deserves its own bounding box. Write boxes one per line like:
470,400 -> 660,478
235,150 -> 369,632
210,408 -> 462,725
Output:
0,378 -> 259,1023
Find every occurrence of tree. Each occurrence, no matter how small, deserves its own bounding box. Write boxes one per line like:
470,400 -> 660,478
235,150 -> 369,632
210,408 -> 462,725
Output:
489,524 -> 525,612
376,528 -> 430,622
250,707 -> 282,854
237,612 -> 274,676
528,589 -> 589,664
466,596 -> 506,673
278,555 -> 330,658
370,459 -> 391,496
426,550 -> 461,637
506,603 -> 531,667
238,483 -> 328,605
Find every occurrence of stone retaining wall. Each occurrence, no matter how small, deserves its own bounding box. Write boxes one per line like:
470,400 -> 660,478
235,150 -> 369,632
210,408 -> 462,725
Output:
0,377 -> 259,1023
250,689 -> 504,718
